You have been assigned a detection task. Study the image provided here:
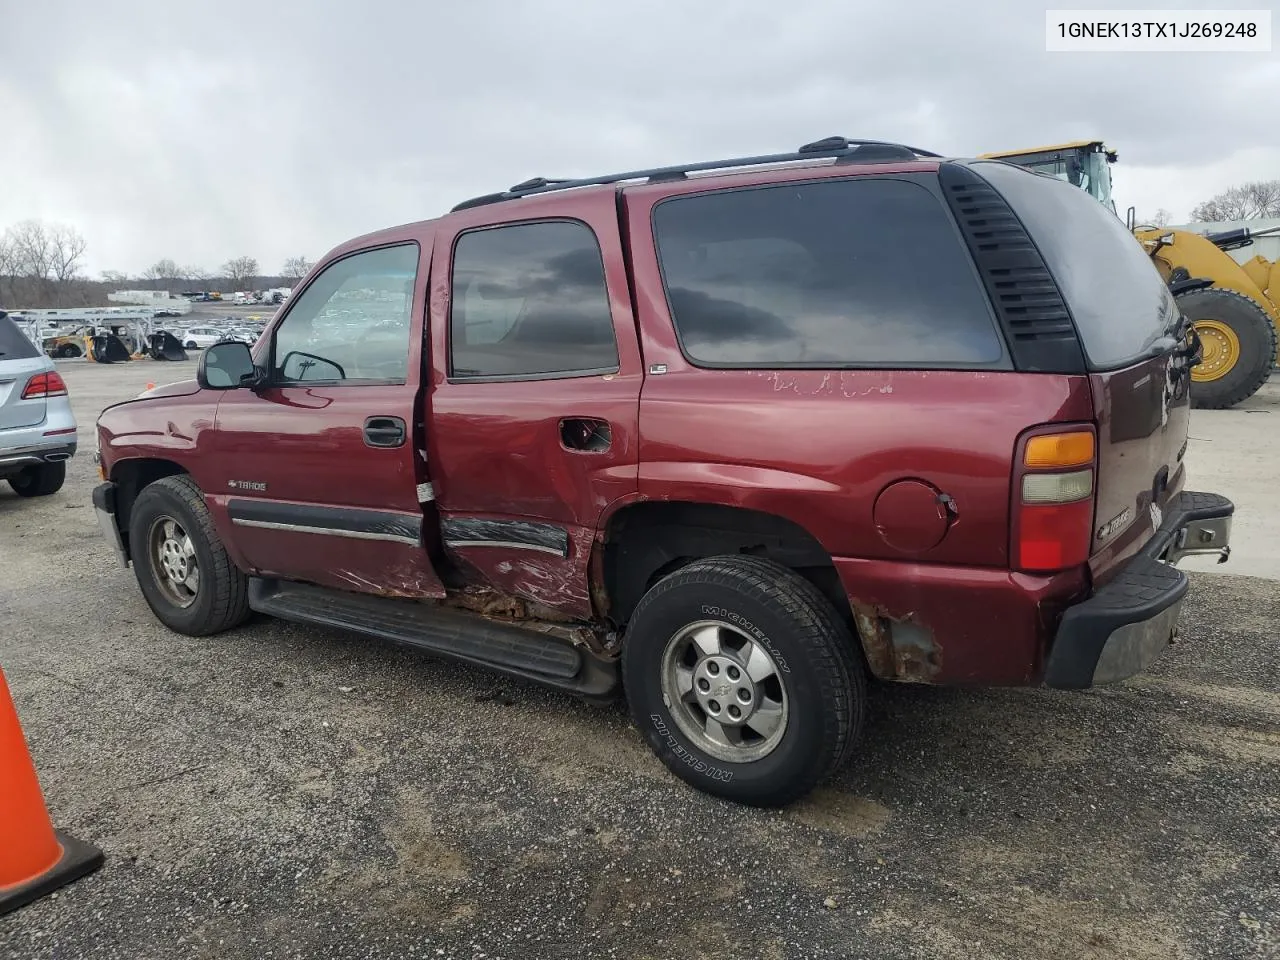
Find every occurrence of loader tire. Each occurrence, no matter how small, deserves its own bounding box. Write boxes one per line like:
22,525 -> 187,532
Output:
1180,288 -> 1277,410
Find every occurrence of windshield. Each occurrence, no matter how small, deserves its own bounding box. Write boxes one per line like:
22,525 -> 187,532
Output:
1080,151 -> 1113,209
1009,149 -> 1114,210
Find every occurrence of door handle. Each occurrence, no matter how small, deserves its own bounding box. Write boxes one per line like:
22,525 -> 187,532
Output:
364,416 -> 406,448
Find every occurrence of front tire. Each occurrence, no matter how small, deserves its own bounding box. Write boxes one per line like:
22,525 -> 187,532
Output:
622,555 -> 865,807
7,461 -> 66,497
129,475 -> 249,636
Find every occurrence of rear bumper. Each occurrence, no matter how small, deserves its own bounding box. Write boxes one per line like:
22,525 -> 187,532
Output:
0,439 -> 77,475
0,398 -> 78,475
1044,490 -> 1233,689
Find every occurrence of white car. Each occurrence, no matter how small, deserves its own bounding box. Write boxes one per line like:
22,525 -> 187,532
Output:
179,327 -> 228,349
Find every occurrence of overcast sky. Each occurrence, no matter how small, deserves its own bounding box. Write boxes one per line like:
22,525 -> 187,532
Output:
1,0 -> 1276,277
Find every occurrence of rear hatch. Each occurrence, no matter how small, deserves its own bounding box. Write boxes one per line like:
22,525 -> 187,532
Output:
0,316 -> 50,431
973,161 -> 1191,582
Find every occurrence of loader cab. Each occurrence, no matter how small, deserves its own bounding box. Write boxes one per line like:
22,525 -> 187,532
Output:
979,141 -> 1117,213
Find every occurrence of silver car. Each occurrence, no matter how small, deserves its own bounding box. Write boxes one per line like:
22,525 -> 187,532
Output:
0,311 -> 76,497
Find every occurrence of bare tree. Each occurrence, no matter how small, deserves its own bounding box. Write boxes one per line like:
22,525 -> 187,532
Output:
221,256 -> 259,290
280,256 -> 314,283
8,220 -> 54,279
1191,180 -> 1280,222
0,231 -> 15,278
49,225 -> 87,283
0,232 -> 15,304
1136,208 -> 1172,228
141,258 -> 181,289
101,269 -> 131,285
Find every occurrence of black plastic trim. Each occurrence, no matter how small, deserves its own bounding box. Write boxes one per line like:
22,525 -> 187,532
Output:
938,162 -> 1087,374
92,480 -> 116,514
450,138 -> 941,211
447,365 -> 619,385
227,499 -> 422,545
1045,490 -> 1234,689
248,578 -> 618,699
1045,557 -> 1187,689
0,441 -> 78,466
441,517 -> 570,557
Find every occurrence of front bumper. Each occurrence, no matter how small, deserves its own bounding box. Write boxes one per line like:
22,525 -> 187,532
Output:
1044,490 -> 1233,689
93,481 -> 129,568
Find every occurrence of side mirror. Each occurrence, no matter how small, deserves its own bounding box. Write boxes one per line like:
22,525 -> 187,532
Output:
198,340 -> 258,390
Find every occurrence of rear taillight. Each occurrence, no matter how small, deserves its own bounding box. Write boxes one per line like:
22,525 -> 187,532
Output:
21,371 -> 68,399
1014,426 -> 1096,573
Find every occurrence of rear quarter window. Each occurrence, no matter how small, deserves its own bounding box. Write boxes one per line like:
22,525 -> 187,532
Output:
972,160 -> 1176,370
652,177 -> 1006,368
0,316 -> 41,360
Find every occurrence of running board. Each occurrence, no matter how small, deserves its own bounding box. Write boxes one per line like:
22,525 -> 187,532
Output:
248,578 -> 618,700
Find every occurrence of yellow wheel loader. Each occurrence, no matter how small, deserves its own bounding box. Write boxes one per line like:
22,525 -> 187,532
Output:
981,141 -> 1280,409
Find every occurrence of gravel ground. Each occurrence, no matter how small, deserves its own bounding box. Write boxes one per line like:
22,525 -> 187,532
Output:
1,360 -> 1278,960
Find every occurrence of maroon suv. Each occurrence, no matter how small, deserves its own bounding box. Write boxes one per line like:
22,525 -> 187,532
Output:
93,137 -> 1233,806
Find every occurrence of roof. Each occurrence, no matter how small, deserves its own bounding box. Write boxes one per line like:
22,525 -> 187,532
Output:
979,140 -> 1108,160
449,137 -> 943,213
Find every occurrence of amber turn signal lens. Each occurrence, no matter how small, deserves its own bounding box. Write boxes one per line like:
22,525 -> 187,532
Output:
1024,431 -> 1095,469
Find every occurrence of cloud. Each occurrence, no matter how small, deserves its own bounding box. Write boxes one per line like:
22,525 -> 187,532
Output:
0,0 -> 1275,274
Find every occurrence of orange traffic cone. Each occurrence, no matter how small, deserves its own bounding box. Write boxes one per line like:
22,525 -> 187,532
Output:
0,668 -> 103,915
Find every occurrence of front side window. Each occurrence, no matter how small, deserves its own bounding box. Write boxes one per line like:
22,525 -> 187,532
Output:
653,177 -> 1004,367
271,244 -> 419,383
449,221 -> 618,379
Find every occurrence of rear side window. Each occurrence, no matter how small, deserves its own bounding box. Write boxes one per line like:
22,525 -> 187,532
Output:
449,221 -> 619,379
652,178 -> 1005,367
0,316 -> 41,360
973,161 -> 1176,369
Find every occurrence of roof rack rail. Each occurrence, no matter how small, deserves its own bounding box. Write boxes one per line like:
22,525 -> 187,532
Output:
450,136 -> 942,212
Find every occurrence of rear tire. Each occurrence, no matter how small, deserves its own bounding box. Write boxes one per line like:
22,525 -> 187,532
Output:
622,555 -> 865,807
7,461 -> 66,497
129,475 -> 250,636
1180,288 -> 1277,410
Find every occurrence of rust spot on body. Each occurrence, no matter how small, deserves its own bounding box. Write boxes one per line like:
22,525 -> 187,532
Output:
439,584 -> 612,656
850,600 -> 941,683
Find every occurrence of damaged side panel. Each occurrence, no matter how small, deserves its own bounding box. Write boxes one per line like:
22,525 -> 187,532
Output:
837,558 -> 1088,686
445,523 -> 596,621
